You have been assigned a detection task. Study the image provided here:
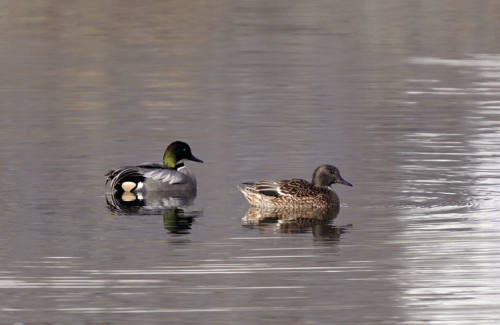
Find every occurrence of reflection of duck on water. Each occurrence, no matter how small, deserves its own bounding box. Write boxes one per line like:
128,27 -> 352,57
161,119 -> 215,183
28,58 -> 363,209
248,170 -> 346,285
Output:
163,208 -> 196,234
242,206 -> 351,241
105,191 -> 201,234
105,190 -> 196,214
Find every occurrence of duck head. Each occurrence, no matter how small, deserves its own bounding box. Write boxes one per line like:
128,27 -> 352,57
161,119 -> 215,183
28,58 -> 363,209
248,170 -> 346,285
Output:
312,164 -> 352,188
163,141 -> 203,169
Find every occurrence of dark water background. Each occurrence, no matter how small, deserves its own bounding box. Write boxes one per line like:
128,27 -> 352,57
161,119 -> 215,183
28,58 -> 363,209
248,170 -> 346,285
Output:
1,1 -> 500,324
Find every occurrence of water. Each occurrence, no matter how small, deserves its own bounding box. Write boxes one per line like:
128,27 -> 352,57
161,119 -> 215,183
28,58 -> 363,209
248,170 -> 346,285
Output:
1,1 -> 500,324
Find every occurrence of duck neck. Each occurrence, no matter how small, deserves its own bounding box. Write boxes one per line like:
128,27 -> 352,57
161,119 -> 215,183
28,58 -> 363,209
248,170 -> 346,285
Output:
312,175 -> 330,188
163,152 -> 178,169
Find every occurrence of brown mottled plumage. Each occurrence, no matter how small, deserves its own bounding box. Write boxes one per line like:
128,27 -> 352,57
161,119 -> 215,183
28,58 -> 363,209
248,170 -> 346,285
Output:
238,164 -> 352,208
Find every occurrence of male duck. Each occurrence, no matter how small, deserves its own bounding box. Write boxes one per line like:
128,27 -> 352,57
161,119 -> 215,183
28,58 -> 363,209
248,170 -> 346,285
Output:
238,164 -> 352,208
105,141 -> 203,193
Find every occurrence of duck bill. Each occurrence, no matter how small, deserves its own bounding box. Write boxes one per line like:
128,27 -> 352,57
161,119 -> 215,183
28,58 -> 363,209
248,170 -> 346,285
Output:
188,154 -> 204,163
338,176 -> 352,187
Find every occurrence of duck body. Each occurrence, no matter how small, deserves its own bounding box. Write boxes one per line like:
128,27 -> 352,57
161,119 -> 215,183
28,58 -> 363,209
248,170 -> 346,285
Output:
238,179 -> 338,208
105,141 -> 203,194
238,165 -> 352,209
106,163 -> 197,193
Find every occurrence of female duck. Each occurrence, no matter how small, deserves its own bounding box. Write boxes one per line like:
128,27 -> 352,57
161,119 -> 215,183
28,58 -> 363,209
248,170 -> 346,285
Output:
105,141 -> 203,193
238,164 -> 352,208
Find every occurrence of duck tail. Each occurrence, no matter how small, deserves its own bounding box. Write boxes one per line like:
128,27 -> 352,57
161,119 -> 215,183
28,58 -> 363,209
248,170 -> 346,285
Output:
238,182 -> 267,206
237,182 -> 256,193
105,169 -> 117,185
106,167 -> 145,192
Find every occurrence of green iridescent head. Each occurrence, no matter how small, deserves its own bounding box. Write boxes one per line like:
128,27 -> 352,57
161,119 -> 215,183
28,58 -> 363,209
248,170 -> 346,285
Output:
163,141 -> 203,169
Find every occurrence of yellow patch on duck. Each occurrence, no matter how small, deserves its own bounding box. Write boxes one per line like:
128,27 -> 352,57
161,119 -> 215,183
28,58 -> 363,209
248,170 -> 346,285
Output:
121,181 -> 137,192
121,192 -> 137,202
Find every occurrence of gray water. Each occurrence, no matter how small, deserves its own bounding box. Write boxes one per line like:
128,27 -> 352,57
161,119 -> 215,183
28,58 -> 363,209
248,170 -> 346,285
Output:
1,1 -> 500,324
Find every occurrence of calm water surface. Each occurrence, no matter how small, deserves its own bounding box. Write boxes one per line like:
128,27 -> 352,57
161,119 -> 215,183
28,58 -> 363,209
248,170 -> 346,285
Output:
1,1 -> 500,324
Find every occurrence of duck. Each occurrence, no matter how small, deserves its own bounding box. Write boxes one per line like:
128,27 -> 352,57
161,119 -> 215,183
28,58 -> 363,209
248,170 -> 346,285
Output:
238,164 -> 352,208
105,141 -> 203,194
